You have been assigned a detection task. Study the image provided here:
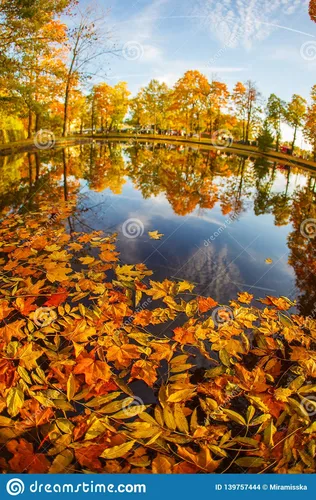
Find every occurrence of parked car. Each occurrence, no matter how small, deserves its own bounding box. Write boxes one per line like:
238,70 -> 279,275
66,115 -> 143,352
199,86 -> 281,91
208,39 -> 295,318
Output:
280,146 -> 292,155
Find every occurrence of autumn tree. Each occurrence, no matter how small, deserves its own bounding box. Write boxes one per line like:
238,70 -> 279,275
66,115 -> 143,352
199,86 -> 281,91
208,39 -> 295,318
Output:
232,82 -> 247,141
172,70 -> 210,137
108,82 -> 130,131
309,0 -> 316,22
131,79 -> 171,133
61,5 -> 115,137
16,21 -> 67,137
304,85 -> 316,161
266,93 -> 286,151
286,94 -> 307,153
93,82 -> 114,132
129,92 -> 146,129
0,2 -> 70,137
244,80 -> 261,143
205,80 -> 229,134
0,0 -> 72,50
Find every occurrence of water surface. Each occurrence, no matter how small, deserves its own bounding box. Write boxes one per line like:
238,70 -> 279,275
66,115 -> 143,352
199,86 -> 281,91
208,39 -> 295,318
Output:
0,140 -> 315,315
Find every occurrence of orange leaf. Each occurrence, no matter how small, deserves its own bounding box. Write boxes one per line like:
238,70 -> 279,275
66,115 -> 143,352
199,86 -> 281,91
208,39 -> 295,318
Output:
198,296 -> 218,313
44,288 -> 69,307
73,354 -> 112,385
173,326 -> 196,344
7,439 -> 50,473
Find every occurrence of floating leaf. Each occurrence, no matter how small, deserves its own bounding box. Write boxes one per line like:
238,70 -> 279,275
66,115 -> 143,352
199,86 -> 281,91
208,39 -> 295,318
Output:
100,440 -> 135,459
148,230 -> 164,240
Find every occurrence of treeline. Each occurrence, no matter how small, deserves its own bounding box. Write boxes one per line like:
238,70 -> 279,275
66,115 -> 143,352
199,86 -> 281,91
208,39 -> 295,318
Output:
1,0 -> 316,158
78,76 -> 316,159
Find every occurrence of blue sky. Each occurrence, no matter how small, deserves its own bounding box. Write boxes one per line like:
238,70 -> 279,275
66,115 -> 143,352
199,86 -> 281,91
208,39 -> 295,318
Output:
81,0 -> 316,144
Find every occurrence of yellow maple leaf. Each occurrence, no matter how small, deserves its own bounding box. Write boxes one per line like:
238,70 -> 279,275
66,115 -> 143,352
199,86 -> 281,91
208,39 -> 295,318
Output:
44,244 -> 61,252
237,292 -> 254,304
148,230 -> 164,240
79,256 -> 95,265
17,343 -> 43,370
44,262 -> 72,283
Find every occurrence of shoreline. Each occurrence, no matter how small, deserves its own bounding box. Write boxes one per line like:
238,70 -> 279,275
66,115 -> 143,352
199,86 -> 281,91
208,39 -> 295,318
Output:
1,133 -> 315,172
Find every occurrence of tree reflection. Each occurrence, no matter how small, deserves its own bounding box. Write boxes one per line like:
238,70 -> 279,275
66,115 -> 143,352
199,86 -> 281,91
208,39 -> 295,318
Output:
288,182 -> 316,316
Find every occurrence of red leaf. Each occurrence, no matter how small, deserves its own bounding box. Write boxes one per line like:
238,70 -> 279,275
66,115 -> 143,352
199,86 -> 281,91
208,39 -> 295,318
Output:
44,287 -> 69,307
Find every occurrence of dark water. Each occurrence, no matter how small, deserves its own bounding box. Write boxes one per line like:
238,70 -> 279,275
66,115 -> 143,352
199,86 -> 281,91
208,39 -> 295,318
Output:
0,139 -> 315,315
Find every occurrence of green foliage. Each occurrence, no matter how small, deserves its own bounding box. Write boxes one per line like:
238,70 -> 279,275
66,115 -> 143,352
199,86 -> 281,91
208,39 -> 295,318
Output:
0,113 -> 26,144
266,94 -> 286,151
258,120 -> 274,152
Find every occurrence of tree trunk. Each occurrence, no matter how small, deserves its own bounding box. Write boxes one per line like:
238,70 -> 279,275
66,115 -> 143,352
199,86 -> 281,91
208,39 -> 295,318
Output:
291,126 -> 297,154
91,96 -> 96,134
63,79 -> 71,137
35,153 -> 40,181
63,149 -> 68,201
245,101 -> 253,143
27,153 -> 33,188
27,109 -> 33,139
35,112 -> 40,133
275,129 -> 280,152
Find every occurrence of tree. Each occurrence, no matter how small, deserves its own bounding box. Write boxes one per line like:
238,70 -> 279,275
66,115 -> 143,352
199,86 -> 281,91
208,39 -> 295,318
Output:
141,80 -> 171,133
266,94 -> 286,151
232,81 -> 261,143
15,21 -> 67,137
172,70 -> 210,137
304,85 -> 316,161
232,82 -> 247,141
61,5 -> 115,137
92,82 -> 130,132
244,81 -> 261,143
109,82 -> 130,131
0,0 -> 72,49
0,4 -> 69,137
206,80 -> 229,134
286,94 -> 307,153
129,91 -> 146,129
94,82 -> 114,132
309,0 -> 316,22
257,119 -> 274,151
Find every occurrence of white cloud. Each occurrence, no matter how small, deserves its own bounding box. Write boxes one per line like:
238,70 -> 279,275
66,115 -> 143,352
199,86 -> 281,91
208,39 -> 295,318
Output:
155,64 -> 246,88
141,44 -> 163,62
193,0 -> 309,50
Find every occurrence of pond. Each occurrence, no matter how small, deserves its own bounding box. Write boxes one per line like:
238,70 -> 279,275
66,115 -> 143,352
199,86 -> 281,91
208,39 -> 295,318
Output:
0,139 -> 315,316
